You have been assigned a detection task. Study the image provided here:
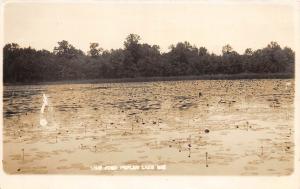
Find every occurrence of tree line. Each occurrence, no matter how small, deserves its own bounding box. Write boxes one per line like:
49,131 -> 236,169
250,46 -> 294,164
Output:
3,34 -> 295,83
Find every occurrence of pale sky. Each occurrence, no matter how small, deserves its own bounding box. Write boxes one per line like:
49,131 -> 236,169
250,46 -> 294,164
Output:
3,2 -> 295,54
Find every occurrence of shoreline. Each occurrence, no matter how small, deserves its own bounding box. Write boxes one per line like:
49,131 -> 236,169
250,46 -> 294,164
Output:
3,73 -> 294,86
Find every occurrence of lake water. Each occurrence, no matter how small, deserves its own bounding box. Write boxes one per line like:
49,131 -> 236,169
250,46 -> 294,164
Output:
2,79 -> 294,175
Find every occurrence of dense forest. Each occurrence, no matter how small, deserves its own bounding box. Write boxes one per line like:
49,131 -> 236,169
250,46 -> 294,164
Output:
3,34 -> 295,83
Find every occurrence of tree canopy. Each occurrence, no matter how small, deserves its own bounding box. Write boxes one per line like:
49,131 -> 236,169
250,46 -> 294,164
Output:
3,34 -> 295,83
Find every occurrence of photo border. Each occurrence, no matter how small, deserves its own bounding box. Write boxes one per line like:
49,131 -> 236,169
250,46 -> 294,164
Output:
0,0 -> 299,188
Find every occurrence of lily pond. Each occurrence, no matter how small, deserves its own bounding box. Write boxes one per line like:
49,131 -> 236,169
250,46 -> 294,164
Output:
2,79 -> 294,175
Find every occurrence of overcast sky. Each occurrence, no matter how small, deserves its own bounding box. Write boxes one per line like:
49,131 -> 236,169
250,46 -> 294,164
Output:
4,1 -> 295,54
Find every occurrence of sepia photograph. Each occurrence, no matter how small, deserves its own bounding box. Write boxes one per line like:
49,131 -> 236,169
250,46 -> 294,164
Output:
1,0 -> 298,182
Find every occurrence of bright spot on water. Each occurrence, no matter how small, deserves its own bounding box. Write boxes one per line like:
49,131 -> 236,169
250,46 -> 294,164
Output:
40,118 -> 48,127
41,93 -> 48,113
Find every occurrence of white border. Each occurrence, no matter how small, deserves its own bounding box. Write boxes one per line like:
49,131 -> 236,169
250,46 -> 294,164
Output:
0,0 -> 299,188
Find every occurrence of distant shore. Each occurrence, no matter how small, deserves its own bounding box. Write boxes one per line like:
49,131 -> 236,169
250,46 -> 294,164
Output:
3,73 -> 294,86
